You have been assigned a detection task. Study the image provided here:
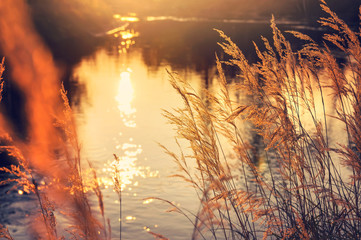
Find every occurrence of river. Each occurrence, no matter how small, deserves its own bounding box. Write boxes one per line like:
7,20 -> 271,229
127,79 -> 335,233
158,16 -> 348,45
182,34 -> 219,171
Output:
1,17 -> 334,239
71,18 -> 330,240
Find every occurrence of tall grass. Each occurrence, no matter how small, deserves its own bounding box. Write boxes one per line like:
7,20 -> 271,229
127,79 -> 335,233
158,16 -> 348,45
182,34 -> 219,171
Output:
162,1 -> 361,239
0,0 -> 114,239
0,81 -> 112,239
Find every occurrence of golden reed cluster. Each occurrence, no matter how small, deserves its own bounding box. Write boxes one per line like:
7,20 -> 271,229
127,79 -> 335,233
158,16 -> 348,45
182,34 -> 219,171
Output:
0,0 -> 361,239
161,1 -> 361,239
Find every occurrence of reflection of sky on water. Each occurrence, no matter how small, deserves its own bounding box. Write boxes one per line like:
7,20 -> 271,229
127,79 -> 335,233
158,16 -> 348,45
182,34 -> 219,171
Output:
65,21 -> 350,239
108,20 -> 139,54
70,20 -> 345,239
116,70 -> 137,128
74,45 -> 155,192
71,35 -> 201,238
2,12 -> 352,238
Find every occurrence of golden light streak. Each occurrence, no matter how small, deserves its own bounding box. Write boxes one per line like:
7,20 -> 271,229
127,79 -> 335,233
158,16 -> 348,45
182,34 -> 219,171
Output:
125,216 -> 136,221
106,23 -> 129,35
116,71 -> 137,128
112,27 -> 139,53
142,199 -> 154,205
113,14 -> 139,22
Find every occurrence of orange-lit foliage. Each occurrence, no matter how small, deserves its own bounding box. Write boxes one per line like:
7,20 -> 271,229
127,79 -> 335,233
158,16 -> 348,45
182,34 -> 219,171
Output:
0,0 -> 108,239
0,0 -> 63,176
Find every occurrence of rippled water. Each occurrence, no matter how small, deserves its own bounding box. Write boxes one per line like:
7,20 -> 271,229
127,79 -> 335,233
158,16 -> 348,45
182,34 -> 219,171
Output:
72,47 -> 204,239
70,19 -> 333,239
1,18 -> 334,239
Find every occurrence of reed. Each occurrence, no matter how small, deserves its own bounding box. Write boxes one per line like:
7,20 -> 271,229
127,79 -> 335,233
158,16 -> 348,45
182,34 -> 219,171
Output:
0,82 -> 111,240
112,154 -> 122,240
0,0 -> 115,238
162,1 -> 361,239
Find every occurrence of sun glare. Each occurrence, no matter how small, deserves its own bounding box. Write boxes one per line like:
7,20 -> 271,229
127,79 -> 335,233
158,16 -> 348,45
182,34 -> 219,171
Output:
110,27 -> 139,54
116,70 -> 136,128
113,14 -> 139,22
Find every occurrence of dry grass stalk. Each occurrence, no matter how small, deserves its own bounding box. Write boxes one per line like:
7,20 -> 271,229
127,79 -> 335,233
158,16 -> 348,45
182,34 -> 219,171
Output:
162,2 -> 361,239
0,0 -> 115,238
0,224 -> 14,240
0,84 -> 110,239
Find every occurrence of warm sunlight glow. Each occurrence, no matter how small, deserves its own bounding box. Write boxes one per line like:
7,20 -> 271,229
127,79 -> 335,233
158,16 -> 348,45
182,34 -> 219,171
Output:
113,14 -> 121,19
111,28 -> 139,54
121,17 -> 139,22
125,216 -> 136,221
116,71 -> 136,128
106,24 -> 129,35
80,138 -> 160,194
145,16 -> 201,22
81,142 -> 142,192
114,142 -> 142,181
121,30 -> 139,40
113,14 -> 139,22
90,142 -> 158,192
142,198 -> 154,204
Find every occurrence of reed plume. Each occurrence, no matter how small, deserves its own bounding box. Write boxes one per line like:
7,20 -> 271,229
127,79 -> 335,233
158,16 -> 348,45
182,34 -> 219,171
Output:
0,1 -> 111,239
162,1 -> 361,239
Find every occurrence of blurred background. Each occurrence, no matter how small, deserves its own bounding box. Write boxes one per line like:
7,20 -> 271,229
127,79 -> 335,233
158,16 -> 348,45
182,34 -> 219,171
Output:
25,0 -> 360,72
0,0 -> 360,239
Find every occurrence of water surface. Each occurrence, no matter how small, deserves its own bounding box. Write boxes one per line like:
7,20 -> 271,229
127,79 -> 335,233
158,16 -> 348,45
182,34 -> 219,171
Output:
69,19 -> 330,239
2,18 -> 334,239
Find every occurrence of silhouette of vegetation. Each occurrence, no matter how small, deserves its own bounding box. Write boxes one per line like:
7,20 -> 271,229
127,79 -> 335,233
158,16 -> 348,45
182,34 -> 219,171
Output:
114,0 -> 359,24
0,1 -> 115,238
0,0 -> 360,239
162,1 -> 361,239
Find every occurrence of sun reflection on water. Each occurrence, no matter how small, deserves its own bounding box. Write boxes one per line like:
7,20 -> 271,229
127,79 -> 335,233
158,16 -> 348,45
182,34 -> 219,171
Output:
108,141 -> 143,191
116,70 -> 137,128
93,65 -> 162,194
71,29 -> 200,237
116,29 -> 139,54
109,23 -> 139,54
113,13 -> 140,22
81,141 -> 159,194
